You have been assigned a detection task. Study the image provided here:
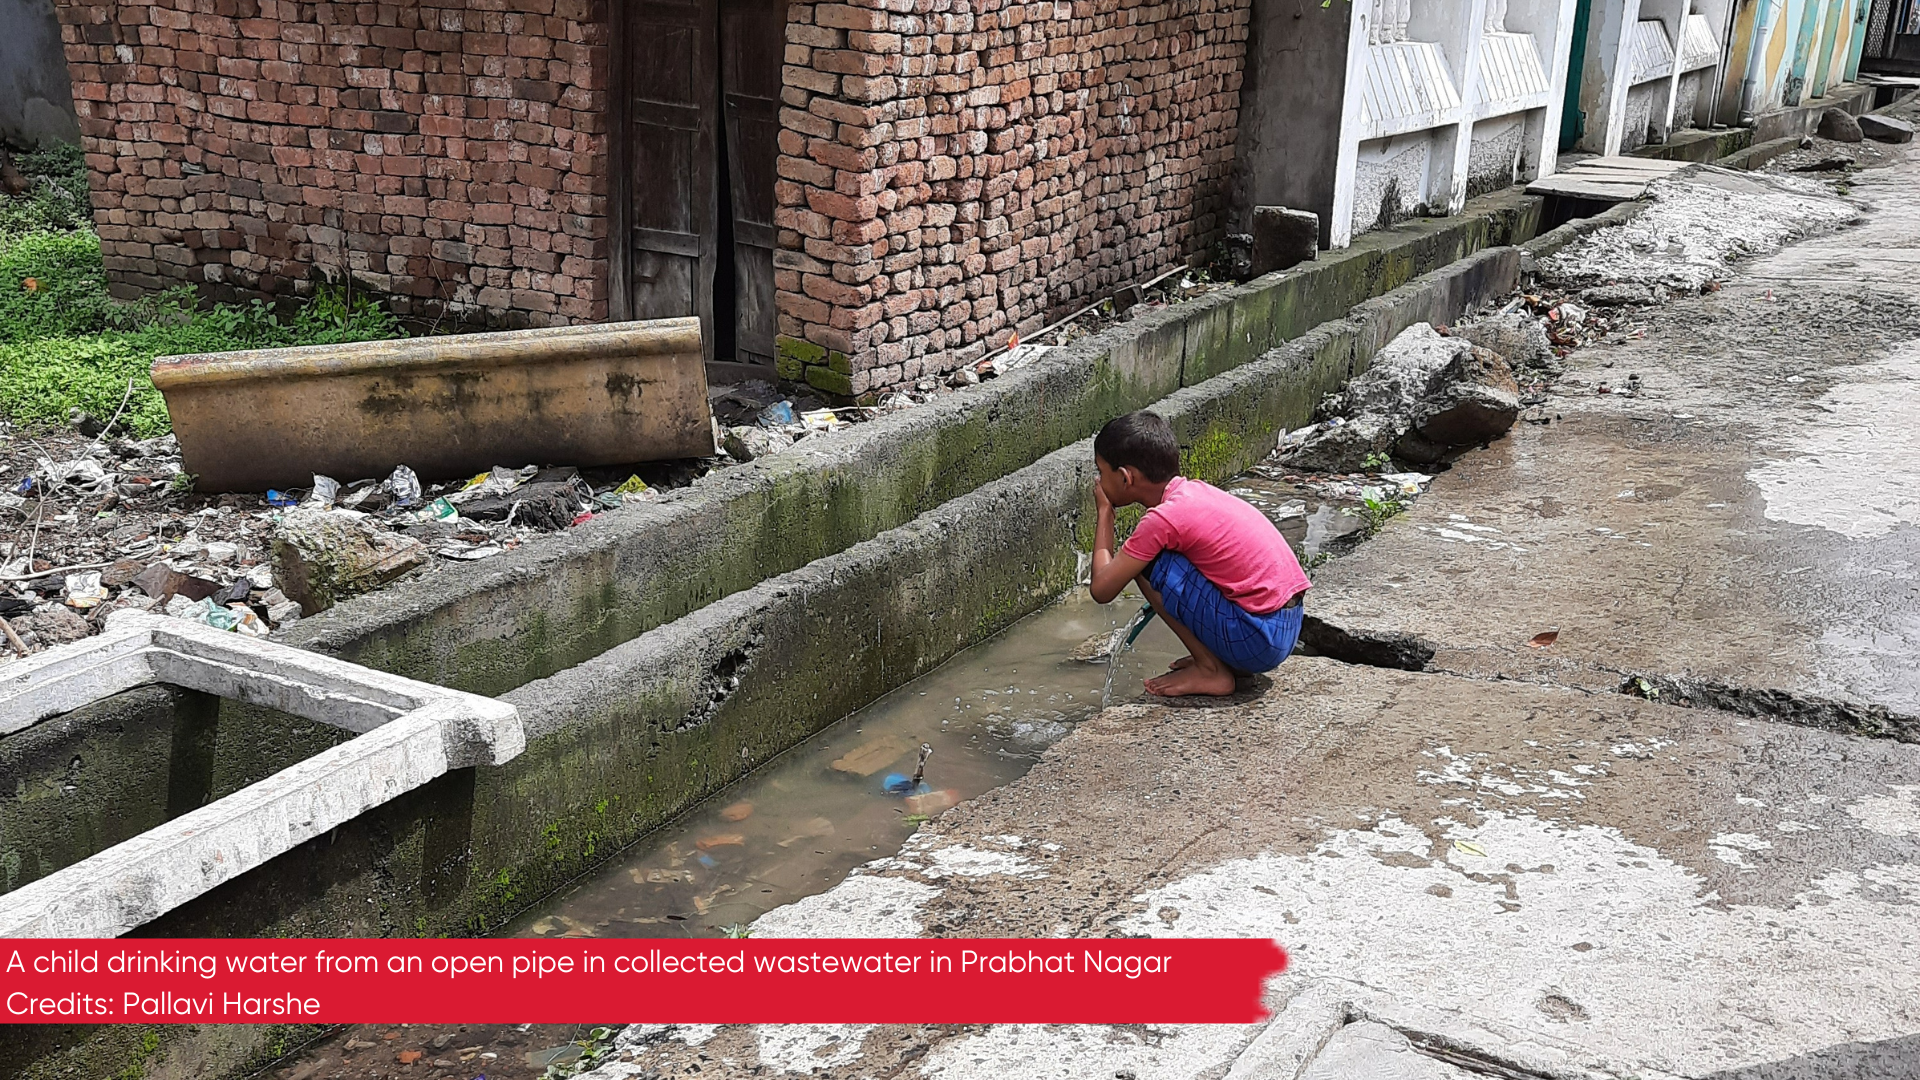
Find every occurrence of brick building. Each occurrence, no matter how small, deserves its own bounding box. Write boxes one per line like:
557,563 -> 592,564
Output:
53,0 -> 1250,396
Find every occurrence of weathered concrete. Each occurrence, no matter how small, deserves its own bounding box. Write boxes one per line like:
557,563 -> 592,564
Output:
278,193 -> 1543,701
1631,124 -> 1755,161
1308,152 -> 1920,726
579,659 -> 1920,1079
0,0 -> 78,147
0,241 -> 1526,1080
0,613 -> 521,937
561,127 -> 1920,1080
153,319 -> 715,492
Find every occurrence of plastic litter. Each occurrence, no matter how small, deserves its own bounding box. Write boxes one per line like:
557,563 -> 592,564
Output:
801,408 -> 841,433
63,572 -> 107,609
421,496 -> 458,522
305,475 -> 340,509
449,465 -> 535,505
613,475 -> 654,502
382,465 -> 422,507
760,401 -> 797,426
265,489 -> 297,507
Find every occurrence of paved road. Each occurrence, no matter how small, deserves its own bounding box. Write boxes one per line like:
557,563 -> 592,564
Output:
580,140 -> 1920,1080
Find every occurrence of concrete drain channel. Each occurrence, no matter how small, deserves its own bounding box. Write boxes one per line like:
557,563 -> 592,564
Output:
1,197 -> 1546,1075
512,472 -> 1363,940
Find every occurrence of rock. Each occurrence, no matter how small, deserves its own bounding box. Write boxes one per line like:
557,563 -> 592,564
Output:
270,509 -> 426,615
947,366 -> 979,387
130,562 -> 222,602
1391,427 -> 1450,466
1112,284 -> 1143,314
267,600 -> 304,627
1816,108 -> 1863,143
30,607 -> 93,645
1580,283 -> 1656,307
68,409 -> 105,438
1211,232 -> 1253,281
1250,206 -> 1320,276
1281,416 -> 1401,473
1325,323 -> 1469,419
723,425 -> 776,461
101,558 -> 147,588
1411,346 -> 1521,448
1457,312 -> 1559,377
1859,114 -> 1915,145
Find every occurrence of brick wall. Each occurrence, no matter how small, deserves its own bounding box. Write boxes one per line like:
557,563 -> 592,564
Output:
771,0 -> 1249,396
53,0 -> 609,327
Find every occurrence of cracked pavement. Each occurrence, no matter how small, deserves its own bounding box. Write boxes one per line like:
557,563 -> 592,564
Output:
574,140 -> 1920,1080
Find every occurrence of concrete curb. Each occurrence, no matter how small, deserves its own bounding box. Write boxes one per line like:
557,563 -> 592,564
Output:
0,613 -> 520,939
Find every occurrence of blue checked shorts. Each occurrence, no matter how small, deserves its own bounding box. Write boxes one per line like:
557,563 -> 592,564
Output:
1147,551 -> 1304,674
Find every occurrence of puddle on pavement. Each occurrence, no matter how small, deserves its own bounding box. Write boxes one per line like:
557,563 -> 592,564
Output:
512,468 -> 1372,939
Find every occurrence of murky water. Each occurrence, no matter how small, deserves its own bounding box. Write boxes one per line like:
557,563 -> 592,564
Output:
513,470 -> 1370,940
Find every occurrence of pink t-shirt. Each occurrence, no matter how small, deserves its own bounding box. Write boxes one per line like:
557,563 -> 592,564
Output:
1120,477 -> 1310,615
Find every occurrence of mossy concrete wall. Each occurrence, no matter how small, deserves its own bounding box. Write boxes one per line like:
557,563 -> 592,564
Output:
278,191 -> 1543,703
0,245 -> 1523,1080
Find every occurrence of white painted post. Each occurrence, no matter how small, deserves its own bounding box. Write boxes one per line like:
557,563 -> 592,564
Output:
1330,2 -> 1376,247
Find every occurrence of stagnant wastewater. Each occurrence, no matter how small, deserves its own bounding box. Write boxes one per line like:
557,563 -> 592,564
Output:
512,469 -> 1375,940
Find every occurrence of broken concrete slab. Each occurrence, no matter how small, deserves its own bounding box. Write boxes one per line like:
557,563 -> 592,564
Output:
0,612 -> 521,937
151,318 -> 715,493
270,508 -> 426,615
1308,160 -> 1920,727
1860,113 -> 1916,144
1251,206 -> 1319,276
577,659 -> 1920,1080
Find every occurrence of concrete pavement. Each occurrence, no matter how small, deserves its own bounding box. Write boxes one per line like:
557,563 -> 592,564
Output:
576,138 -> 1920,1080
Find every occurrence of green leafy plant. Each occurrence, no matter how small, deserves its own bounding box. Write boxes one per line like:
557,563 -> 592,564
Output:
1342,485 -> 1406,535
1362,450 -> 1393,471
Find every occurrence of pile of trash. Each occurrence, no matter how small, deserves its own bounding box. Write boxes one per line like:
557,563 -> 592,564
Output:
0,423 -> 687,657
1537,170 -> 1858,294
1277,321 -> 1537,473
708,379 -> 929,462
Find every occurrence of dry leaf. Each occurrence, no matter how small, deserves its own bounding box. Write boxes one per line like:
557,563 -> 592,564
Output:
1527,631 -> 1559,648
720,801 -> 754,821
1453,839 -> 1488,858
695,833 -> 745,850
398,1050 -> 423,1064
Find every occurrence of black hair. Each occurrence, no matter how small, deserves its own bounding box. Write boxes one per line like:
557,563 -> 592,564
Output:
1094,410 -> 1179,483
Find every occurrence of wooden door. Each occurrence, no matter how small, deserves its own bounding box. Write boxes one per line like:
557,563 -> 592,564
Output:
719,0 -> 785,375
613,0 -> 718,363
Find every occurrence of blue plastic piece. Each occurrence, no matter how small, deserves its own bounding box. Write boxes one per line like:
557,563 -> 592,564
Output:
697,853 -> 717,868
13,477 -> 33,495
882,773 -> 914,795
265,490 -> 296,507
760,401 -> 797,426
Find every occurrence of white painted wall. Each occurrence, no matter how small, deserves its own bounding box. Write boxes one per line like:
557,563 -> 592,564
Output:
1331,0 -> 1578,246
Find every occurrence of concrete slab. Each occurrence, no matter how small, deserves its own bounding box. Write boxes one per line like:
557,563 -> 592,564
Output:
1308,152 -> 1920,726
0,612 -> 521,937
579,660 -> 1920,1079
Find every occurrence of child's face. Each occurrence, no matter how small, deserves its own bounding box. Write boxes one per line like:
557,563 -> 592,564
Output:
1095,457 -> 1139,507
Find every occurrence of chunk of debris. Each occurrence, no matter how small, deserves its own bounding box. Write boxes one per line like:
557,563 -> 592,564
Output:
1457,310 -> 1560,379
1280,324 -> 1521,472
1859,114 -> 1915,145
1815,107 -> 1863,143
270,509 -> 427,615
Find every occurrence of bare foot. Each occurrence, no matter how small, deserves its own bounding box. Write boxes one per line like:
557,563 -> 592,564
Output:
1143,663 -> 1237,697
1169,655 -> 1196,670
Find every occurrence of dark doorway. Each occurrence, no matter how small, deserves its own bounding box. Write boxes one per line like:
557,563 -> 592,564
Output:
611,0 -> 784,380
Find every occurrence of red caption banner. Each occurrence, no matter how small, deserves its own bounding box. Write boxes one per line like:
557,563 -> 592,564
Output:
4,939 -> 1286,1025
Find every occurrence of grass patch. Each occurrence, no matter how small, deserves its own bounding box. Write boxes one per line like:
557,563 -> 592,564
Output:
0,144 -> 405,437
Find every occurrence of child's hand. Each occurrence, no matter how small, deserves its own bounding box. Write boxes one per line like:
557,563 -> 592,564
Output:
1094,482 -> 1112,513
